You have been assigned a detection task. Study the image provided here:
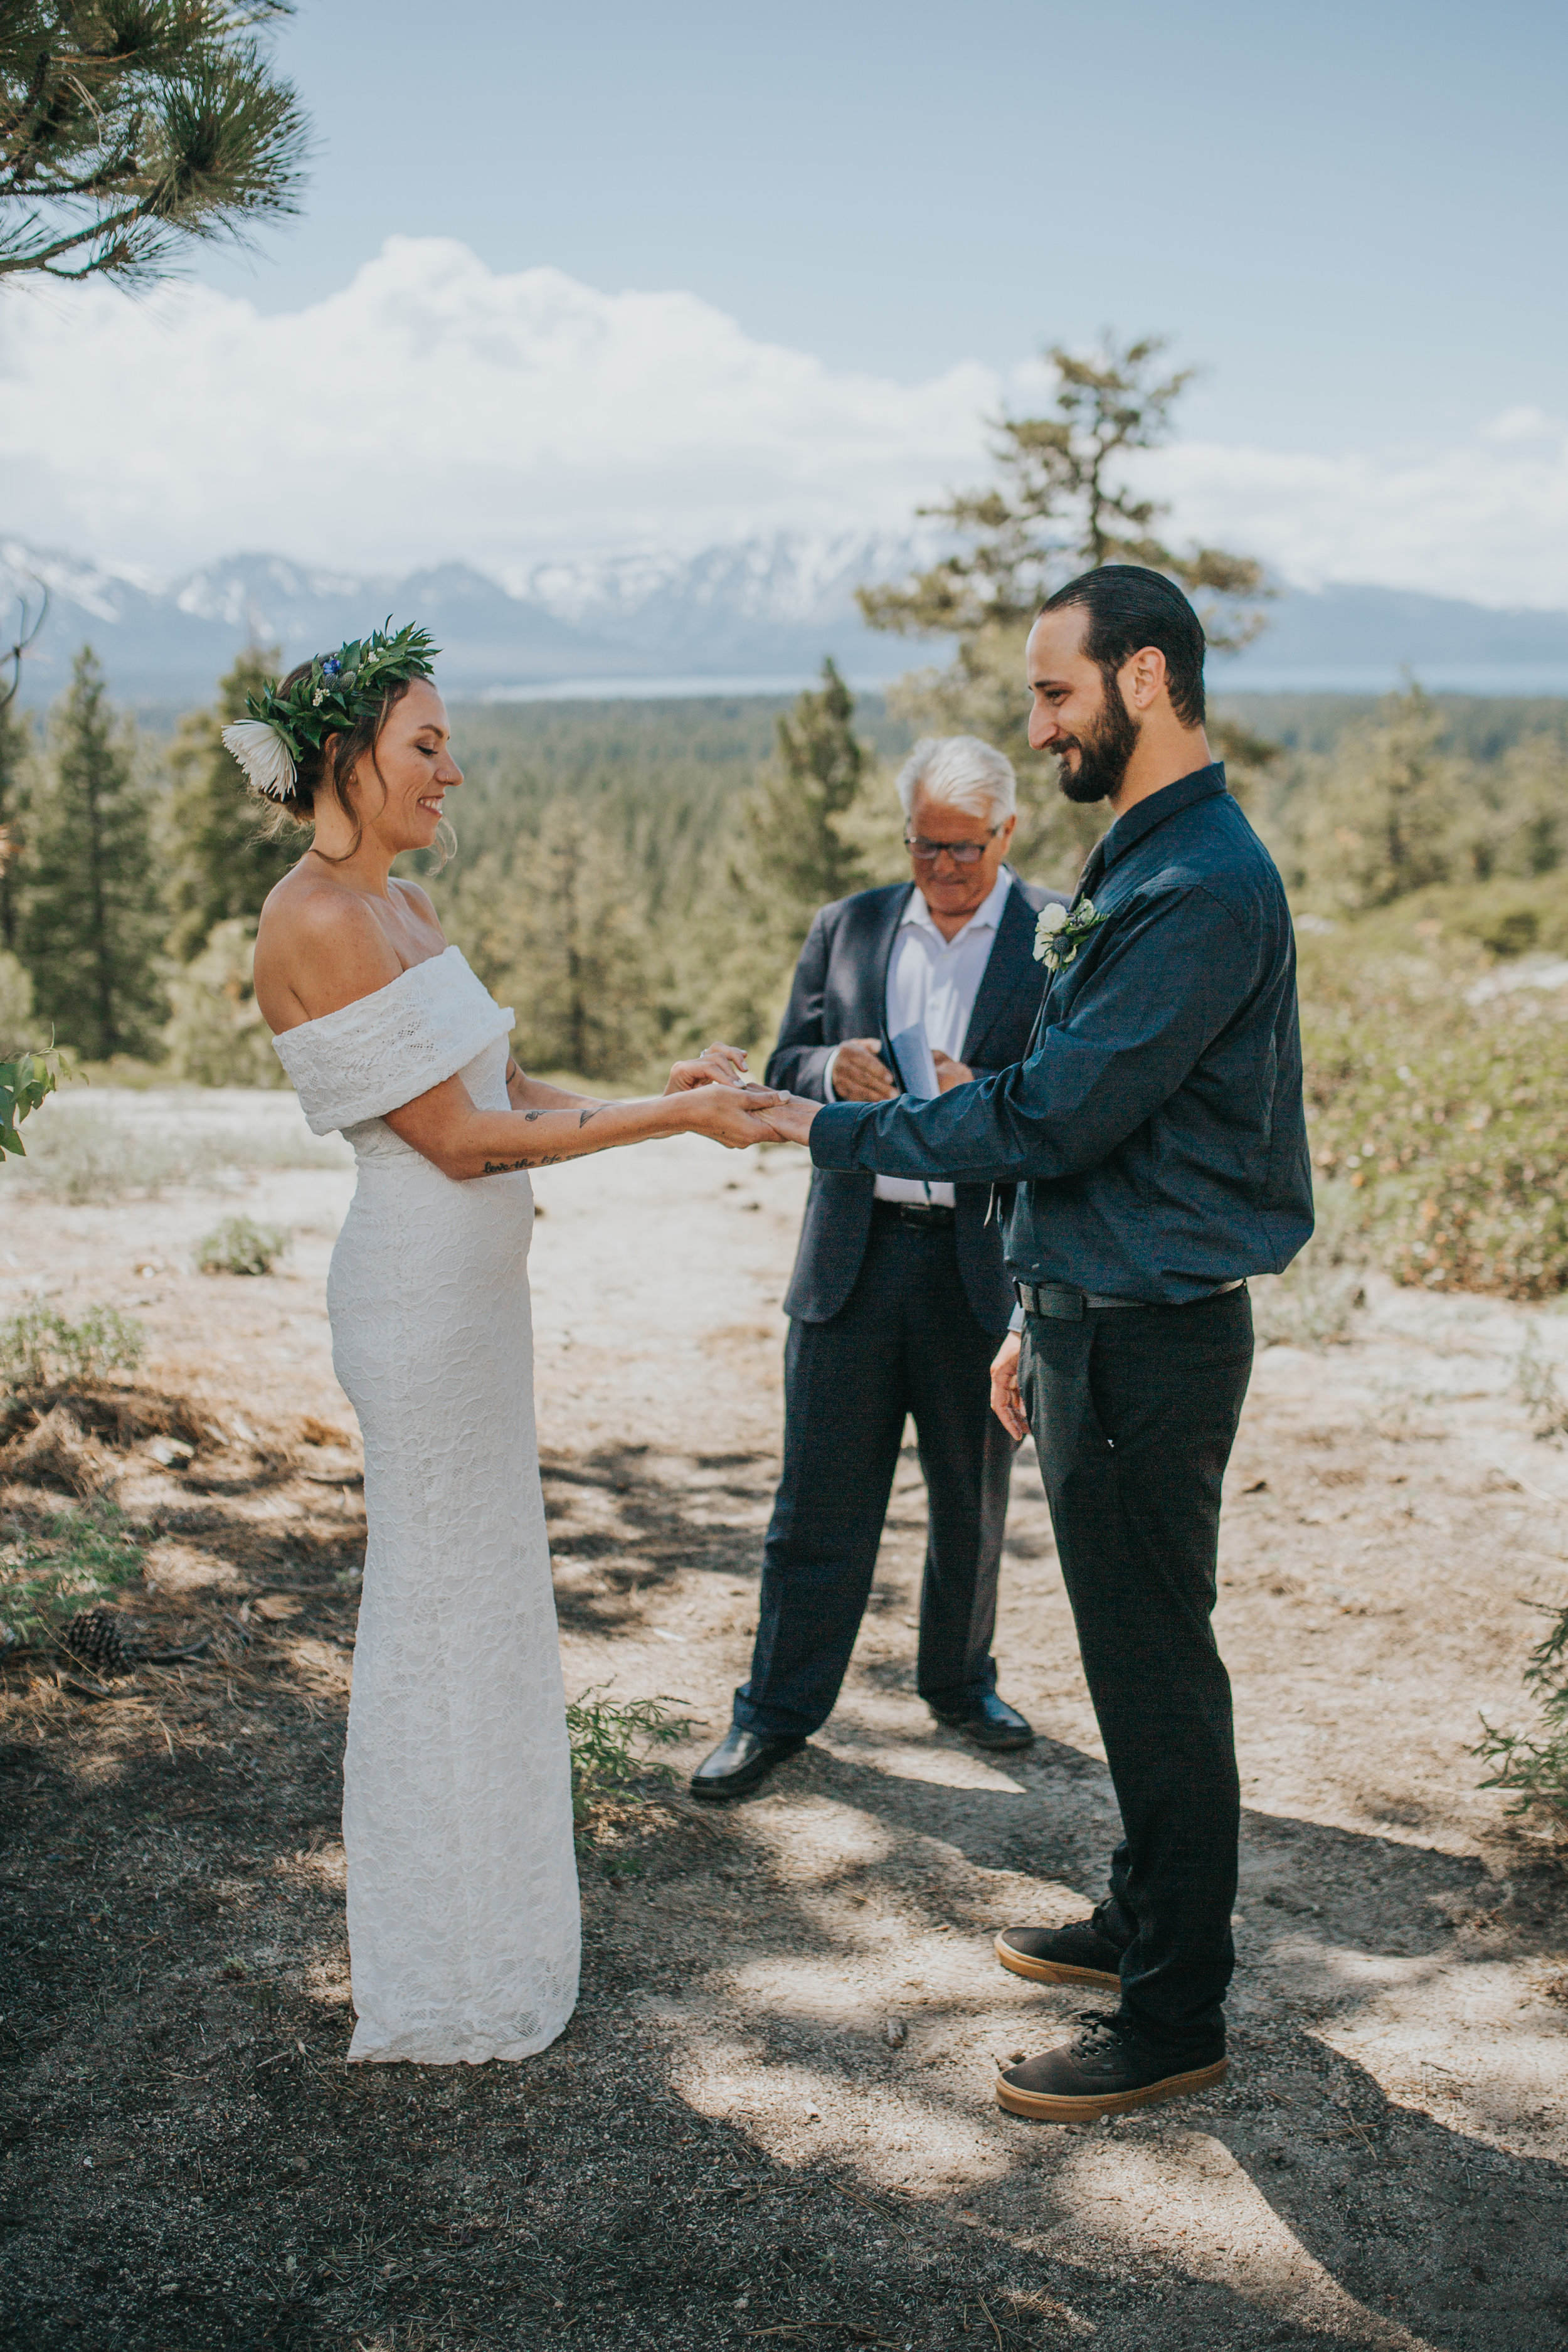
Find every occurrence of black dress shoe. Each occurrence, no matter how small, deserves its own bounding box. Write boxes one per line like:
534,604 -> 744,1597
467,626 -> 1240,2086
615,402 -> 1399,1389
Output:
929,1692 -> 1034,1751
995,1919 -> 1124,1991
996,2013 -> 1227,2122
689,1725 -> 804,1802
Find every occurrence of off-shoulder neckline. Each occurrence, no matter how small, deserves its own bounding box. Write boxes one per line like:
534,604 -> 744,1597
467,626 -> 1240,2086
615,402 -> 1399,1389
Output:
272,943 -> 469,1042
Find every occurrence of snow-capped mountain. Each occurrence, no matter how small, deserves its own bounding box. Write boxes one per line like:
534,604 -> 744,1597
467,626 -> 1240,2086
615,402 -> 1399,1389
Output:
0,534 -> 931,704
5,532 -> 1568,706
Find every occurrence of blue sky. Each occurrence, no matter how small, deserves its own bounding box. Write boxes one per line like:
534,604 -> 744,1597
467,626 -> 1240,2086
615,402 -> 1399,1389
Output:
5,0 -> 1565,600
197,0 -> 1566,455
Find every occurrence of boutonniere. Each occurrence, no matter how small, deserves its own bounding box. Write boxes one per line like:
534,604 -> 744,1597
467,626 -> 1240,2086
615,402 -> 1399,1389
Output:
1033,897 -> 1110,973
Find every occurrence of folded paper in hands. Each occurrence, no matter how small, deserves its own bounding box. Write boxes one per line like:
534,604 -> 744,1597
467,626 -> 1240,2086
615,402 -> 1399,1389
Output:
889,1024 -> 940,1101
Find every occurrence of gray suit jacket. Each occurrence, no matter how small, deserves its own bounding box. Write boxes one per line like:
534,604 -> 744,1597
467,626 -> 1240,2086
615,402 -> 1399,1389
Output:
765,874 -> 1057,1330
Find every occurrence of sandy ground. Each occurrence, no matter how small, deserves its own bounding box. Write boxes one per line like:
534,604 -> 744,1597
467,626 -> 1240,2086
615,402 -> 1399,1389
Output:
1,1090 -> 1566,2351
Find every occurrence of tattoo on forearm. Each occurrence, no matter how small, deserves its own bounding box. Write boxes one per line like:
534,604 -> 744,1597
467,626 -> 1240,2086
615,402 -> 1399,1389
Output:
487,1107 -> 601,1170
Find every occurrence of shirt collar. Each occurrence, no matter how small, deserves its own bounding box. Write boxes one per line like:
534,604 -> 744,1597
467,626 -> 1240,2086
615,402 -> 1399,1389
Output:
901,862 -> 1014,939
1099,763 -> 1229,874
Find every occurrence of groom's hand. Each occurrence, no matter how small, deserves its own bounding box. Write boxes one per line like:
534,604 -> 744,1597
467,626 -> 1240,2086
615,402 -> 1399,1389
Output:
989,1331 -> 1027,1441
758,1094 -> 821,1147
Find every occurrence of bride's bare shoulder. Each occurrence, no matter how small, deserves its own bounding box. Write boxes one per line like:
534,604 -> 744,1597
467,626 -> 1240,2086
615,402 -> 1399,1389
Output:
255,869 -> 405,1032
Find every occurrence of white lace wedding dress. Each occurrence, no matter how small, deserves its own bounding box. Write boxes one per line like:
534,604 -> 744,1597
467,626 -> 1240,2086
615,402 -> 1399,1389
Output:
273,946 -> 580,2063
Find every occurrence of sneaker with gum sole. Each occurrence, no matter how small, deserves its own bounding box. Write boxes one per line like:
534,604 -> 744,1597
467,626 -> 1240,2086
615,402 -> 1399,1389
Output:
996,2013 -> 1228,2122
994,1920 -> 1123,1991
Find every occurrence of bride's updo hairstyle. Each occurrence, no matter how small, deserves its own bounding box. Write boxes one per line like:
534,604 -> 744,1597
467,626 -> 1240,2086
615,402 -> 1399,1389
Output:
220,622 -> 442,857
263,659 -> 419,838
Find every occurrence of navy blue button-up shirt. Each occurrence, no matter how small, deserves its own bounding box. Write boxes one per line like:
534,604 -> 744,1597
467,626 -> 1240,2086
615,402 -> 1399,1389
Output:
807,763 -> 1313,1304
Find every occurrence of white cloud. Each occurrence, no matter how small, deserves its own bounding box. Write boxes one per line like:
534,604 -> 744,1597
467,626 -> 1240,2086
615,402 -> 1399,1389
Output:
0,238 -> 1001,574
3,235 -> 1567,608
1147,418 -> 1568,609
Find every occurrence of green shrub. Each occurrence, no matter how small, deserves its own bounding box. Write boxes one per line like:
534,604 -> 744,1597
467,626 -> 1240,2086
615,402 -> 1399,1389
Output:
0,1498 -> 146,1648
162,918 -> 286,1089
196,1216 -> 288,1277
565,1688 -> 691,1830
1513,1335 -> 1568,1439
0,1301 -> 144,1394
0,948 -> 34,1057
1476,1599 -> 1568,1821
1297,891 -> 1568,1299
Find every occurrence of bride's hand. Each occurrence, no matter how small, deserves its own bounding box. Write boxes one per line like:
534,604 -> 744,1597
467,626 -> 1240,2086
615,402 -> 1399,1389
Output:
679,1081 -> 784,1149
665,1041 -> 750,1093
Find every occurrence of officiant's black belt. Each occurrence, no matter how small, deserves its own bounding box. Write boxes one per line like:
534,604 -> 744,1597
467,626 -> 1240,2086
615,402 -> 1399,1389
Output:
1017,1278 -> 1245,1320
873,1199 -> 956,1229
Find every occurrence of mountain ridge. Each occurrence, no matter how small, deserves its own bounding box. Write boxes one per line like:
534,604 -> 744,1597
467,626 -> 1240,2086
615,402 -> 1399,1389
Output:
5,533 -> 1568,704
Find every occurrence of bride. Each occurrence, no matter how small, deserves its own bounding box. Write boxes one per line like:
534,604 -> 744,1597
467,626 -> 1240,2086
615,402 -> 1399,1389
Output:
237,625 -> 776,2063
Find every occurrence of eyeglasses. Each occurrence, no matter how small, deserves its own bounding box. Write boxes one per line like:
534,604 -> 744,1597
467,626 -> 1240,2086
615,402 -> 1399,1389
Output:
904,827 -> 1002,867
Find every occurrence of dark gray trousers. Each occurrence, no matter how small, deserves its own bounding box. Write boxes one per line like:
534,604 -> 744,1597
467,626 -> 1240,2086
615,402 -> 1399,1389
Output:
1017,1286 -> 1254,2055
734,1214 -> 1014,1740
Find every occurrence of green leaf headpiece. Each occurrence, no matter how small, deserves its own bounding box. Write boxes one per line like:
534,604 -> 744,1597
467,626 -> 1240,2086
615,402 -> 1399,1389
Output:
221,620 -> 440,800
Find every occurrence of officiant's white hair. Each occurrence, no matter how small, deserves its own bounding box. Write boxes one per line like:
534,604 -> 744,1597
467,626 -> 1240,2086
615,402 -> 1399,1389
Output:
896,735 -> 1016,824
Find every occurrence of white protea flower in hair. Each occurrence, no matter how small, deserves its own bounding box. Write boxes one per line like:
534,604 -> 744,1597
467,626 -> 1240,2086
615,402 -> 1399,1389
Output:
221,720 -> 297,802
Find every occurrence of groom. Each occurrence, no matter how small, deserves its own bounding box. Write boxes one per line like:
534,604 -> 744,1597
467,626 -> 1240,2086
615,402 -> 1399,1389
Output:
763,565 -> 1312,2122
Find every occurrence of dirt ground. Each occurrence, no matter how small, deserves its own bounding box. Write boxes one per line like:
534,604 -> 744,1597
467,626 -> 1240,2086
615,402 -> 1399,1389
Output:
1,1092 -> 1566,2352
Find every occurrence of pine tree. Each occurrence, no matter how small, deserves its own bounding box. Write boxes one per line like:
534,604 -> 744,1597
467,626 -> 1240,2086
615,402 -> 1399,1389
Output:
23,647 -> 164,1060
1296,687 -> 1466,914
0,694 -> 33,953
0,4 -> 308,287
689,660 -> 873,1052
440,807 -> 656,1083
164,645 -> 297,963
162,916 -> 282,1086
859,336 -> 1273,886
744,659 -> 869,914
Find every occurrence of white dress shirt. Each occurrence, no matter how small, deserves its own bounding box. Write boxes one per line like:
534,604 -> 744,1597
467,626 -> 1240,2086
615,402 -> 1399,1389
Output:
824,864 -> 1014,1207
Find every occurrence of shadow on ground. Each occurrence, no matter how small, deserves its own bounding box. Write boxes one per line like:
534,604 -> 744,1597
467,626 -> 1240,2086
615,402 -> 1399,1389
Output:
2,1435 -> 1565,2349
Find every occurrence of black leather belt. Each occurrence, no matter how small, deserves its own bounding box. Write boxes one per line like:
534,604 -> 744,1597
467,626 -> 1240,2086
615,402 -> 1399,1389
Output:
1017,1278 -> 1245,1320
873,1199 -> 956,1229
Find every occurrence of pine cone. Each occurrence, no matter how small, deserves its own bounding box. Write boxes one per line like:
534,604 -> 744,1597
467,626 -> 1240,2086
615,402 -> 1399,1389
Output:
61,1608 -> 140,1676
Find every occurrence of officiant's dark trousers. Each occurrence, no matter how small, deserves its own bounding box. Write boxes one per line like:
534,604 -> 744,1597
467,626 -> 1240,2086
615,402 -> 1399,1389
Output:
733,1211 -> 1014,1740
1018,1286 -> 1254,2057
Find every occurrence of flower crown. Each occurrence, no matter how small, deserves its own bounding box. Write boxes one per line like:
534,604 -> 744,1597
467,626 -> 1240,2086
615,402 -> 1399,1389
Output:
221,620 -> 440,802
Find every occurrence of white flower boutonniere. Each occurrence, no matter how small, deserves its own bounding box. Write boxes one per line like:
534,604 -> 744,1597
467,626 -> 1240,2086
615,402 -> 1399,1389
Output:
1034,896 -> 1110,974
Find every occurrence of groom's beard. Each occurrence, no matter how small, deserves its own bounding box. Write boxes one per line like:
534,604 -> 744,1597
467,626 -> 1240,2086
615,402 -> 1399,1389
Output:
1054,675 -> 1141,803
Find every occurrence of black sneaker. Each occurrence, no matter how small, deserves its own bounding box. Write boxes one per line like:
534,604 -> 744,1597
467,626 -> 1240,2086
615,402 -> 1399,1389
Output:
994,1919 -> 1123,1991
996,2013 -> 1227,2122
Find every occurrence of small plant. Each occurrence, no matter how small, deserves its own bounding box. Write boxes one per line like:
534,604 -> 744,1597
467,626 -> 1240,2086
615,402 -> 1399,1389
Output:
1476,1598 -> 1568,1821
566,1688 -> 692,1830
1514,1333 -> 1568,1439
0,1045 -> 66,1157
0,1301 -> 144,1394
196,1217 -> 289,1278
0,1498 -> 146,1648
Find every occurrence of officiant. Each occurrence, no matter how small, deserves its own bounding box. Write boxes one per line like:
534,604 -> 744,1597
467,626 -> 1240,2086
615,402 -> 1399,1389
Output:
691,736 -> 1064,1801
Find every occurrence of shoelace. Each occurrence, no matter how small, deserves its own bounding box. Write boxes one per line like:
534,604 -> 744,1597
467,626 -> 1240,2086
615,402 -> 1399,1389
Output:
1071,2011 -> 1133,2051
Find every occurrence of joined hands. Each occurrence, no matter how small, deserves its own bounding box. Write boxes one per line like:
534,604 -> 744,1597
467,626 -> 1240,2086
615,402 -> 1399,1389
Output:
663,1042 -> 819,1149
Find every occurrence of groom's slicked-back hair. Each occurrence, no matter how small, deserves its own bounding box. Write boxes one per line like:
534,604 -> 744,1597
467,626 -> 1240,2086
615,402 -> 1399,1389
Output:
1041,564 -> 1207,728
